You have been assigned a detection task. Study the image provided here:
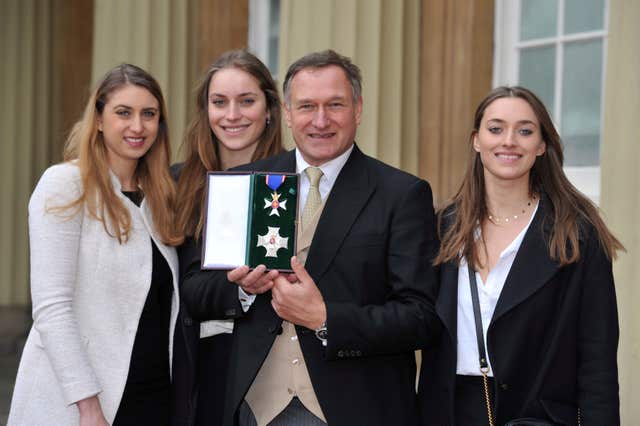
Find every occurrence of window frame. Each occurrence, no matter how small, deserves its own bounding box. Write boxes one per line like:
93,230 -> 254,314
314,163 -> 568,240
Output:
493,0 -> 608,203
248,0 -> 280,77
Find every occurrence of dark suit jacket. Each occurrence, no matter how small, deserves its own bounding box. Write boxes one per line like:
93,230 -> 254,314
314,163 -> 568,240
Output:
180,146 -> 441,426
169,163 -> 200,426
418,195 -> 620,426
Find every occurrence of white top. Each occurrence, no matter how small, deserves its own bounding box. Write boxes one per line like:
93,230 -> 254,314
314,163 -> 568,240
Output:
236,145 -> 355,313
456,202 -> 539,376
8,162 -> 180,425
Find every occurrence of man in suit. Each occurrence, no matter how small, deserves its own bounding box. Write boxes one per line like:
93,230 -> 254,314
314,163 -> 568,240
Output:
180,49 -> 440,426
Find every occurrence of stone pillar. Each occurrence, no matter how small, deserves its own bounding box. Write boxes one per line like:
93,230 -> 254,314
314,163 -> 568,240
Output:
419,0 -> 494,203
91,0 -> 191,158
600,0 -> 640,422
278,0 -> 421,175
0,0 -> 92,305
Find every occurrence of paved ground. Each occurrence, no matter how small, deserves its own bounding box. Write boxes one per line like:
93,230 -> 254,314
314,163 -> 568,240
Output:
0,350 -> 21,426
0,307 -> 31,426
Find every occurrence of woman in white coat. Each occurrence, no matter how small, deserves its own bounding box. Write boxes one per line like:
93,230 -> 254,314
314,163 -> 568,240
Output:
8,64 -> 182,426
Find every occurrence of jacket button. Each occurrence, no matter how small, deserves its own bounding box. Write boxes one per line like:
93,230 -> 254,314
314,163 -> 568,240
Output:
337,350 -> 344,358
500,383 -> 509,390
183,317 -> 193,326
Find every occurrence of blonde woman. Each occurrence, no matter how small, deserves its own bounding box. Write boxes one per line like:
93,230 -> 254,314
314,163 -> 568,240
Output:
9,64 -> 182,426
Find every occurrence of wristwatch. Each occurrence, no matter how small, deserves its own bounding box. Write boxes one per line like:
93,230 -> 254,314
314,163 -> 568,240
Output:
315,322 -> 328,346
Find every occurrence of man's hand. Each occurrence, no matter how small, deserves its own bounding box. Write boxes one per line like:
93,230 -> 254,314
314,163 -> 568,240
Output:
271,256 -> 326,330
227,264 -> 279,295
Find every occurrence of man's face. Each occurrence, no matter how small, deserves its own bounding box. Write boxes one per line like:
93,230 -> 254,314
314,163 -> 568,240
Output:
285,65 -> 362,166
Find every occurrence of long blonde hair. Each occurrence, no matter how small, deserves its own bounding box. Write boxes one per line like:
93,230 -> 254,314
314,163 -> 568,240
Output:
61,63 -> 182,246
435,86 -> 624,267
175,50 -> 284,238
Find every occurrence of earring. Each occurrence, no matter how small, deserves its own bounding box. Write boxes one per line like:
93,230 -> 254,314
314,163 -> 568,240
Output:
266,117 -> 271,126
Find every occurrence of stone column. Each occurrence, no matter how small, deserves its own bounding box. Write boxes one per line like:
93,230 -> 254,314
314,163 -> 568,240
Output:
419,0 -> 494,203
600,0 -> 640,422
278,0 -> 421,175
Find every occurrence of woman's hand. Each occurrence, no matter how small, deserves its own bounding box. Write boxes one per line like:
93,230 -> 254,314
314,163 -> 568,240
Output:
77,396 -> 109,426
227,264 -> 279,294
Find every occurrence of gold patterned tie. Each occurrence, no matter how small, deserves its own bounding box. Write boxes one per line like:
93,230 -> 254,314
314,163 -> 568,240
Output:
301,166 -> 323,229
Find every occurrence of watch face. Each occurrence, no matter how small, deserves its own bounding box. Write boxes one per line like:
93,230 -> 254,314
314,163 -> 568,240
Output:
316,329 -> 328,340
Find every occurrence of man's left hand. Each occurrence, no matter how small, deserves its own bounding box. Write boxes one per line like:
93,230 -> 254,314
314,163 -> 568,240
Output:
271,256 -> 326,330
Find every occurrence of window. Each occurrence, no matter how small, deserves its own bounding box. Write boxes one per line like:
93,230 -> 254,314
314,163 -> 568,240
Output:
248,0 -> 280,77
494,0 -> 607,203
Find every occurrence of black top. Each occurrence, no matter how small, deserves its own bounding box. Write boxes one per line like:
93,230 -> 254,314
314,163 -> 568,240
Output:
114,191 -> 173,426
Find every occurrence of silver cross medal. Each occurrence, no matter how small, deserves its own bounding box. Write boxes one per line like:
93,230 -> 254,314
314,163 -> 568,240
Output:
256,227 -> 288,258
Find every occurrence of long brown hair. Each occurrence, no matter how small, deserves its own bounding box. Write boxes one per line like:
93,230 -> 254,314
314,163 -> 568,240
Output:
61,63 -> 181,246
435,86 -> 624,267
175,50 -> 284,238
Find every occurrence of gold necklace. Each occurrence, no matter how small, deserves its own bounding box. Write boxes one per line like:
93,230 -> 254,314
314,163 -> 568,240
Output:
487,195 -> 536,225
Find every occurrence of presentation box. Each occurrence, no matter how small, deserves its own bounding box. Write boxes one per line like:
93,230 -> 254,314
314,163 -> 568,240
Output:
201,171 -> 299,271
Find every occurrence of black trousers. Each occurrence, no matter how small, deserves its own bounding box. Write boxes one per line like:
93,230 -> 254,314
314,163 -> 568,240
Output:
195,333 -> 233,426
238,397 -> 327,426
454,374 -> 495,426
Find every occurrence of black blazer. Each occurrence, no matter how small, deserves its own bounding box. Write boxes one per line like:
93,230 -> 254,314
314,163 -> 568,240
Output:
169,163 -> 200,426
180,146 -> 441,426
418,195 -> 620,425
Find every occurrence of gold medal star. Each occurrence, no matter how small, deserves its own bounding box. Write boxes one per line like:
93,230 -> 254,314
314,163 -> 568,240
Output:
263,191 -> 287,216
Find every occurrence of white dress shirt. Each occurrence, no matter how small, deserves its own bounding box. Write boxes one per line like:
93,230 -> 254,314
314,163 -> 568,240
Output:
295,144 -> 354,209
456,202 -> 539,376
238,145 -> 355,311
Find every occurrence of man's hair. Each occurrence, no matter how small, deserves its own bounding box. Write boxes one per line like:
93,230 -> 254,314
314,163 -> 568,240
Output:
283,49 -> 362,106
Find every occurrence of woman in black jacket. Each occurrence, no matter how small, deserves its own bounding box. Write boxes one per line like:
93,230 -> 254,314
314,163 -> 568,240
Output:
170,50 -> 283,426
418,86 -> 623,425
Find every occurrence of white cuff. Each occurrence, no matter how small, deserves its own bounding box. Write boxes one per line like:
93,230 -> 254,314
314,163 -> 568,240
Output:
238,287 -> 256,312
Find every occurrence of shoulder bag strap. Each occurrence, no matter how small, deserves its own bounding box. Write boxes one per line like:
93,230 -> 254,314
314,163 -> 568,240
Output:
468,264 -> 495,426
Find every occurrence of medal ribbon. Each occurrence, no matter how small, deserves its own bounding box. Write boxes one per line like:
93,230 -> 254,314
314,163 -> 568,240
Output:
266,174 -> 286,191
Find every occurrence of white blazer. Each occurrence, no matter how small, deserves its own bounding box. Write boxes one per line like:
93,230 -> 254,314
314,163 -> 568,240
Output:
8,162 -> 179,425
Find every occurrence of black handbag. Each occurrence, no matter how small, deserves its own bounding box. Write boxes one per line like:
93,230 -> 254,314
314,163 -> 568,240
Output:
467,265 -> 565,426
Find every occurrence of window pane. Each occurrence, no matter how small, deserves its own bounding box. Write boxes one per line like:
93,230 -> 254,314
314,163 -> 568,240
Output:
565,0 -> 605,34
267,0 -> 280,75
561,39 -> 603,166
520,0 -> 558,41
519,46 -> 556,116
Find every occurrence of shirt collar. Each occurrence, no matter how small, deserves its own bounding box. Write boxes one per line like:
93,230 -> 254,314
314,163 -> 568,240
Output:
295,144 -> 354,187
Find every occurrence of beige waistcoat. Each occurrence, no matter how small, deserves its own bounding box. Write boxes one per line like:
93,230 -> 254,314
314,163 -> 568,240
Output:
245,200 -> 327,426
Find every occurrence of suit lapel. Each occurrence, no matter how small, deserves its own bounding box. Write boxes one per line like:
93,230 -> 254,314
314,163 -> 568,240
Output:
304,146 -> 375,283
436,262 -> 459,343
491,195 -> 560,324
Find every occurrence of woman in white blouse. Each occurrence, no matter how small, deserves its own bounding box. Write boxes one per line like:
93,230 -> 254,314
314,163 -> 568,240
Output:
8,64 -> 182,426
418,86 -> 623,426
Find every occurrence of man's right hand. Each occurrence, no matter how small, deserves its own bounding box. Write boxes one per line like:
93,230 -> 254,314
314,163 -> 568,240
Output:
77,396 -> 109,426
227,264 -> 279,294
